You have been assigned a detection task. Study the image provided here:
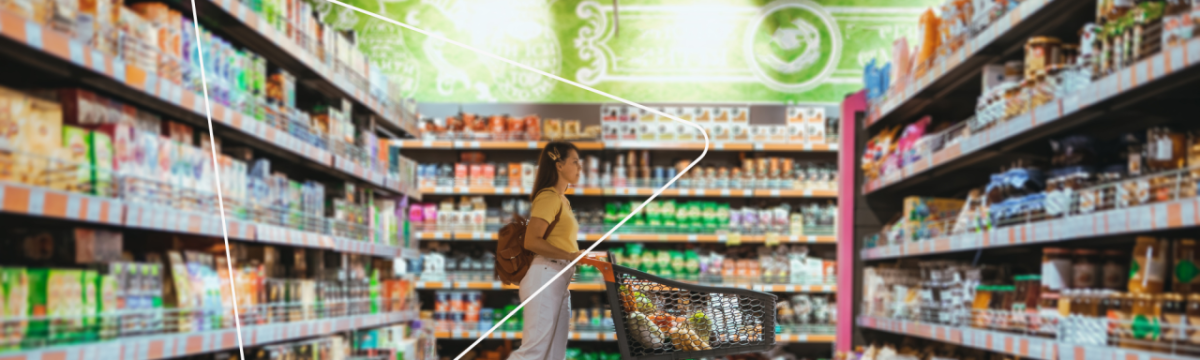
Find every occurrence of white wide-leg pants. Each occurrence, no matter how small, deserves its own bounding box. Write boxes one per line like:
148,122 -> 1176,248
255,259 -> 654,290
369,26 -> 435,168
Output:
508,255 -> 575,360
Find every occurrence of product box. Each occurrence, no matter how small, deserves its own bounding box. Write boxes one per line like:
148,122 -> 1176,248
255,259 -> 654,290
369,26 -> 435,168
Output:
88,131 -> 114,196
679,107 -> 695,122
1,89 -> 64,186
769,126 -> 788,142
639,107 -> 655,122
807,108 -> 826,144
696,108 -> 713,123
601,106 -> 619,123
638,122 -> 656,141
0,267 -> 28,349
901,196 -> 966,241
655,122 -> 675,141
508,163 -> 522,189
626,106 -> 641,122
602,122 -> 619,140
751,125 -> 770,142
520,163 -> 535,190
563,120 -> 581,140
454,163 -> 468,188
731,107 -> 749,123
661,107 -> 679,122
620,122 -> 637,140
676,123 -> 695,141
59,88 -> 118,126
62,126 -> 93,193
981,64 -> 1007,93
787,106 -> 807,142
468,164 -> 483,187
712,123 -> 731,141
543,119 -> 562,140
714,107 -> 731,122
729,123 -> 748,141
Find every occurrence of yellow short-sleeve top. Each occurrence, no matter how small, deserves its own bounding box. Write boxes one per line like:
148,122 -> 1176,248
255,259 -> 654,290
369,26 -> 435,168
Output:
529,188 -> 579,253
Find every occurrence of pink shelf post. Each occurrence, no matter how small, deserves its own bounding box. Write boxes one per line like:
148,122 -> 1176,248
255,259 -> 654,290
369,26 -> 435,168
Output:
836,90 -> 867,352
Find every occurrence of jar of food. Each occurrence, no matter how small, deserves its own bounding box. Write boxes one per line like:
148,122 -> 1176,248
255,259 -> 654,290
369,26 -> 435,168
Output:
1074,249 -> 1100,289
1162,293 -> 1185,343
1187,294 -> 1200,347
1130,237 -> 1168,294
1129,293 -> 1163,347
1043,247 -> 1074,294
973,285 -> 994,328
1103,249 -> 1128,290
1037,292 -> 1060,334
993,285 -> 1017,329
1025,37 -> 1062,80
1014,275 -> 1040,312
1174,239 -> 1200,294
1111,292 -> 1133,348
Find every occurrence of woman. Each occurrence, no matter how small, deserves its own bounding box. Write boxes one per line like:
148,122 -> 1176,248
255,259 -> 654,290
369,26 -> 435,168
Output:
509,141 -> 586,360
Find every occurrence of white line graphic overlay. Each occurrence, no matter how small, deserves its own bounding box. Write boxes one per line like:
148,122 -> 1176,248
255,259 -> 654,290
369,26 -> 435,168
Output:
187,0 -> 245,358
318,1 -> 710,358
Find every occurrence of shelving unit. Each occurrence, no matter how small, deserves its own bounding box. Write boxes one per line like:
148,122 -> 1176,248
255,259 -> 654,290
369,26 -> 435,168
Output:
846,0 -> 1200,358
0,311 -> 418,360
0,0 -> 425,358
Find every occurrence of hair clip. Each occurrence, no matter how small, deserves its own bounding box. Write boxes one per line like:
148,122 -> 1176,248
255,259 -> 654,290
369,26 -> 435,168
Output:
548,147 -> 561,161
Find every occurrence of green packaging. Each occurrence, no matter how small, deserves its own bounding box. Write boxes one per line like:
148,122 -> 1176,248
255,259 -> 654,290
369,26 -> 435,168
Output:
62,126 -> 92,193
88,131 -> 113,197
662,201 -> 677,227
80,270 -> 98,342
97,274 -> 118,340
26,268 -> 50,344
1,268 -> 28,350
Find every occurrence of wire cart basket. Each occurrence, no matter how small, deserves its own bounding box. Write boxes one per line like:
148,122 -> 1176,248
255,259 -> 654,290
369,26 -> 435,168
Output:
579,256 -> 777,360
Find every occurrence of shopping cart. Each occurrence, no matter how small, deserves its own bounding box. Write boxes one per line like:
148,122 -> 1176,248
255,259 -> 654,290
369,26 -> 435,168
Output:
579,255 -> 777,360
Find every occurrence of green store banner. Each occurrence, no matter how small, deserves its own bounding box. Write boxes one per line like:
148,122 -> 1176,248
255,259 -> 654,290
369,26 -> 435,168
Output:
324,0 -> 937,103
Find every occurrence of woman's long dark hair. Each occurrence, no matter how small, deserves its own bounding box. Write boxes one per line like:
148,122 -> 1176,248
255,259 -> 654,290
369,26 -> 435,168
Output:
531,141 -> 579,202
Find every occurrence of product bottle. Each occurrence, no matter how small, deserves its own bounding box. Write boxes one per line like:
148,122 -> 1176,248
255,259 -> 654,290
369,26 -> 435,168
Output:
601,161 -> 613,188
1129,237 -> 1167,294
1163,293 -> 1186,343
1176,239 -> 1200,295
1129,293 -> 1162,347
1187,293 -> 1200,347
614,155 -> 627,188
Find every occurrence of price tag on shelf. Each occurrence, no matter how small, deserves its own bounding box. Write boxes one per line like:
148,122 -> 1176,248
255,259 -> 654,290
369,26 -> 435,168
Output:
727,233 -> 742,246
765,233 -> 780,246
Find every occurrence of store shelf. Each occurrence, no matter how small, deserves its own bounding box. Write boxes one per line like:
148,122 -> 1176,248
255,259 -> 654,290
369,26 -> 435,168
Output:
864,38 -> 1200,196
864,0 -> 1088,130
417,186 -> 836,198
194,0 -> 414,135
392,140 -> 836,152
0,311 -> 417,360
434,330 -> 617,341
413,231 -> 836,244
857,315 -> 1192,360
414,281 -> 606,291
0,181 -> 411,258
0,8 -> 404,194
861,194 -> 1200,261
0,182 -> 124,226
414,279 -> 835,293
433,330 -> 833,343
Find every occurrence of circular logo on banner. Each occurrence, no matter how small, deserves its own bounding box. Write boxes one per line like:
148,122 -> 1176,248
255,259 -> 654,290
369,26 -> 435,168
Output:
744,0 -> 841,93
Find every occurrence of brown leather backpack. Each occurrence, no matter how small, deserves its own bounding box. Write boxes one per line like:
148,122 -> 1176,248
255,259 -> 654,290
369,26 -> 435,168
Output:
496,193 -> 562,286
